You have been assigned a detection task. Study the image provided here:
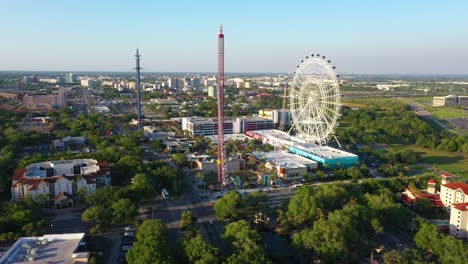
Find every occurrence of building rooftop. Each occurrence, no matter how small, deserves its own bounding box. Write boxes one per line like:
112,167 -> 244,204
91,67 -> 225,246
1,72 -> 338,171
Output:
0,233 -> 88,264
253,151 -> 317,169
24,159 -> 99,179
452,202 -> 468,211
205,133 -> 250,144
442,182 -> 468,194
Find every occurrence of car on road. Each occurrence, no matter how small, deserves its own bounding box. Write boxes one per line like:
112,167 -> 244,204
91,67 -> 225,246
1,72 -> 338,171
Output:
124,231 -> 134,237
209,219 -> 214,225
124,226 -> 134,232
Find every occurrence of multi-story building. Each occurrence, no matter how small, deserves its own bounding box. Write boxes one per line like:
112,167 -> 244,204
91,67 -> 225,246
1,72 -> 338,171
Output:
258,109 -> 292,126
425,175 -> 468,238
182,117 -> 234,136
11,159 -> 110,202
80,78 -> 98,88
203,78 -> 216,87
65,73 -> 77,84
450,203 -> 468,239
23,88 -> 67,109
181,116 -> 274,136
168,78 -> 179,89
207,86 -> 217,98
440,182 -> 468,210
101,79 -> 115,87
234,117 -> 274,133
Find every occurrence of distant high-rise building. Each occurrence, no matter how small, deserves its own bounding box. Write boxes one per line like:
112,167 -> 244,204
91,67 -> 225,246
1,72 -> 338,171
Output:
168,78 -> 178,89
207,86 -> 217,97
190,77 -> 201,88
81,79 -> 98,88
65,73 -> 77,84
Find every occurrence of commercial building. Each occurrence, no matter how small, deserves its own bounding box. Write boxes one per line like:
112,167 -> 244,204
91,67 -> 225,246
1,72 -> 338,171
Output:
235,117 -> 274,133
195,157 -> 245,175
245,129 -> 358,168
53,136 -> 86,150
205,133 -> 250,145
252,151 -> 318,179
181,116 -> 274,136
11,159 -> 110,203
23,88 -> 67,110
18,117 -> 55,134
0,233 -> 89,263
433,95 -> 468,107
182,117 -> 234,136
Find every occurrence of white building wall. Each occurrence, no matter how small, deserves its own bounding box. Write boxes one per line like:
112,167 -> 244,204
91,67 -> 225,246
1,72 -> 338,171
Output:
440,185 -> 468,209
53,178 -> 72,197
450,207 -> 468,238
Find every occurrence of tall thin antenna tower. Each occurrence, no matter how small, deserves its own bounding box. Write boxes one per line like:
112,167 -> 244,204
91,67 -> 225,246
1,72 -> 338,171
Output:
135,48 -> 142,130
217,25 -> 229,188
275,83 -> 288,178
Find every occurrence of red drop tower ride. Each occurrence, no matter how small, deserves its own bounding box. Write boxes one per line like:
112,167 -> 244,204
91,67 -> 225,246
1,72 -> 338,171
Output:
217,25 -> 229,188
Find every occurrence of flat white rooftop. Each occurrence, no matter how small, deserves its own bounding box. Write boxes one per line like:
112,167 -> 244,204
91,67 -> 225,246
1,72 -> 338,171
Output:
253,151 -> 317,169
205,134 -> 250,144
25,159 -> 99,178
247,130 -> 357,159
0,233 -> 88,264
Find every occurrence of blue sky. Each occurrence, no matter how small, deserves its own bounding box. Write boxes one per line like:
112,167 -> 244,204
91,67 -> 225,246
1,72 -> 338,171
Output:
1,0 -> 467,74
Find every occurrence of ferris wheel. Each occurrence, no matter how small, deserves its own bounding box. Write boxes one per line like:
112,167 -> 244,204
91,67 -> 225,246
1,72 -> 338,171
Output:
289,54 -> 342,145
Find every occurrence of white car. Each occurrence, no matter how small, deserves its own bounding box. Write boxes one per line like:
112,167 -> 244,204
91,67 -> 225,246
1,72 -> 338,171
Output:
124,231 -> 134,237
124,226 -> 135,232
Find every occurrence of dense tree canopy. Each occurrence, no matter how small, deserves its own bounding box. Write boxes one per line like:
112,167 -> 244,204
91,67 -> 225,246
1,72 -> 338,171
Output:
126,220 -> 174,264
223,220 -> 271,264
214,191 -> 245,220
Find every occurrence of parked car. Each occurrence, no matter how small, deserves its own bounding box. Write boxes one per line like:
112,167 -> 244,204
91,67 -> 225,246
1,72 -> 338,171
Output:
124,226 -> 135,232
124,231 -> 134,237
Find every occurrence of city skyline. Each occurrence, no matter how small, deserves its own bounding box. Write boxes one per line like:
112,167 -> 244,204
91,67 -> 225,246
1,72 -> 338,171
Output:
1,0 -> 468,74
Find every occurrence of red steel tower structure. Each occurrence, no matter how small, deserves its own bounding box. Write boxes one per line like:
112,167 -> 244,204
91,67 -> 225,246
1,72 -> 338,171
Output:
217,25 -> 229,187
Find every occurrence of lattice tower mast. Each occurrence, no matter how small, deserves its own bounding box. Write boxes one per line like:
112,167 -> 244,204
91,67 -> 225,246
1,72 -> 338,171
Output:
217,25 -> 229,187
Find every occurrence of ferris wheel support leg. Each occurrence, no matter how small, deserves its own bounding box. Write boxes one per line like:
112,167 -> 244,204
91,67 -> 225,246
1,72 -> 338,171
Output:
333,134 -> 342,149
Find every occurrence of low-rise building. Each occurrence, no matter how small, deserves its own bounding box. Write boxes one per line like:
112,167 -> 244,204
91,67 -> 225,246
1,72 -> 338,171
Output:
253,151 -> 318,179
0,233 -> 89,263
53,136 -> 86,150
433,95 -> 468,107
11,159 -> 110,203
195,157 -> 245,174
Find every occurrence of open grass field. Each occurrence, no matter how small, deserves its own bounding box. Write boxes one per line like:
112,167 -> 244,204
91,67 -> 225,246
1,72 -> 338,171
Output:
428,107 -> 467,119
397,145 -> 468,179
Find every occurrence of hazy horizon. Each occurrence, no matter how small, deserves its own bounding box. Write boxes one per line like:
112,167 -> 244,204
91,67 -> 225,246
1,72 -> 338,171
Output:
2,0 -> 468,74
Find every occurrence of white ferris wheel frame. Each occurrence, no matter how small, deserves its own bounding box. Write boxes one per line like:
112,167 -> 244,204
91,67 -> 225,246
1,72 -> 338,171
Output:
289,55 -> 341,145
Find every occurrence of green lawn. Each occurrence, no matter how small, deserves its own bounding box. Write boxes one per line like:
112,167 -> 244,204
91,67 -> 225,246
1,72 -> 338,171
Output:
428,107 -> 467,119
398,145 -> 468,179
